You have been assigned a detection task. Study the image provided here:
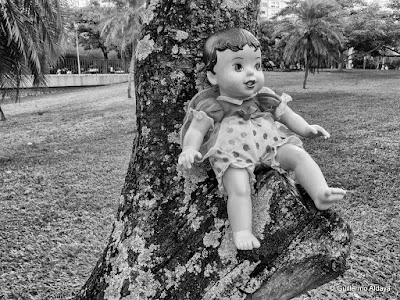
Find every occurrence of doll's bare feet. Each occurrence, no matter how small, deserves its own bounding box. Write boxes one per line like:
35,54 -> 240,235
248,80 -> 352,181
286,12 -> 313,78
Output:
233,230 -> 261,250
314,188 -> 346,210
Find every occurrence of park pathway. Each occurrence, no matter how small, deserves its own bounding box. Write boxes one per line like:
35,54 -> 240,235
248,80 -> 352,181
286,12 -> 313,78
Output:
2,82 -> 132,119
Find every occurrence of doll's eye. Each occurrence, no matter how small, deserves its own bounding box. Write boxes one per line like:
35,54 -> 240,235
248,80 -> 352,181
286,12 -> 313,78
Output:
234,64 -> 243,72
255,63 -> 261,71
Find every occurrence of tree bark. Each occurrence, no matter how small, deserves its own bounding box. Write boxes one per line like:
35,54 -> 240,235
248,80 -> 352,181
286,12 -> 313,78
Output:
338,51 -> 343,71
303,53 -> 309,89
75,1 -> 352,299
0,105 -> 5,121
15,68 -> 21,103
127,39 -> 137,99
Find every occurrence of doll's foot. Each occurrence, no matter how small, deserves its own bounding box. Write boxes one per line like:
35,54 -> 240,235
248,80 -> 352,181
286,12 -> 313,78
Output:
233,230 -> 261,250
314,187 -> 346,210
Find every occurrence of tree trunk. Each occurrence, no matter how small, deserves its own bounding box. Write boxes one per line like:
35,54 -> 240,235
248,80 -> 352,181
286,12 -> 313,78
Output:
101,46 -> 109,60
0,105 -> 5,121
303,53 -> 309,89
338,51 -> 343,71
0,92 -> 5,121
127,39 -> 137,99
75,1 -> 352,299
15,68 -> 21,103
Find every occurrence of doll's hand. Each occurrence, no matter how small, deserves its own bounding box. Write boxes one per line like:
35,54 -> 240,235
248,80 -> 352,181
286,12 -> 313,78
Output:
178,148 -> 202,169
306,125 -> 330,139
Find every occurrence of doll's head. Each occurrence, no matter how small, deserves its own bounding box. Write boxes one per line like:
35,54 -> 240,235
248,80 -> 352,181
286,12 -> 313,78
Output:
203,28 -> 261,74
203,28 -> 264,99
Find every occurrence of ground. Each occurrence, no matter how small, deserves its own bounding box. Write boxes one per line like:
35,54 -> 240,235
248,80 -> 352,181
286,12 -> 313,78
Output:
0,70 -> 399,300
0,83 -> 135,299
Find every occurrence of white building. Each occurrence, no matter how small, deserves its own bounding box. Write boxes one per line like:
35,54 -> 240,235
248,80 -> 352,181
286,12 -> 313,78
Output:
260,0 -> 288,20
68,0 -> 90,8
260,0 -> 392,20
365,0 -> 391,7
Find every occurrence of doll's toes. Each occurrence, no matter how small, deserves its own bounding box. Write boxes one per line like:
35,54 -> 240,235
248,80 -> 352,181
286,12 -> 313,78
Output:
236,241 -> 249,250
233,231 -> 260,250
252,238 -> 261,249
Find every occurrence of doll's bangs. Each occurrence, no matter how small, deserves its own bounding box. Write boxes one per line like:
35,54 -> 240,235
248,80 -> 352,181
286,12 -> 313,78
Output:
214,28 -> 260,52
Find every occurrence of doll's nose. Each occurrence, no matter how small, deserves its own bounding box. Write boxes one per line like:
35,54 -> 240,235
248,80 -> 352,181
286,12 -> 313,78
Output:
247,69 -> 255,76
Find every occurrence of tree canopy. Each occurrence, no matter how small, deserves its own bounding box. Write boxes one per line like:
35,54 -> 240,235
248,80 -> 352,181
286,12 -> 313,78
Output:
63,0 -> 144,59
257,0 -> 400,86
0,0 -> 64,88
344,2 -> 400,57
66,4 -> 117,59
273,0 -> 345,88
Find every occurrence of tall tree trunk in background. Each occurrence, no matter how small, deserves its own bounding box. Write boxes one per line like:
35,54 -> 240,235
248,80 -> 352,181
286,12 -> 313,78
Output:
303,52 -> 309,89
338,51 -> 343,71
0,106 -> 5,121
0,92 -> 5,121
15,67 -> 21,103
127,39 -> 137,99
75,1 -> 352,299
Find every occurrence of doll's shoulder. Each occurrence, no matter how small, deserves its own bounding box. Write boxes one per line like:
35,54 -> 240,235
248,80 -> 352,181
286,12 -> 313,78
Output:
258,86 -> 276,94
188,86 -> 220,110
256,87 -> 282,111
186,86 -> 223,121
195,97 -> 222,112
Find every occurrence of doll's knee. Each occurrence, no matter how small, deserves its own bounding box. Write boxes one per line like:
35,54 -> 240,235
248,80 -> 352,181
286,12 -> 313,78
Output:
276,144 -> 310,169
226,183 -> 251,198
222,168 -> 251,197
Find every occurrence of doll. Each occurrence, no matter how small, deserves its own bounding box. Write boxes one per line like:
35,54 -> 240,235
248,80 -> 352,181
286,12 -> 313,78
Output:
178,28 -> 346,250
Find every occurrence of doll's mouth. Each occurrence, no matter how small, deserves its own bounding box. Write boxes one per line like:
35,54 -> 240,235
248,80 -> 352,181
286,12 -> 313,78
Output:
245,80 -> 256,88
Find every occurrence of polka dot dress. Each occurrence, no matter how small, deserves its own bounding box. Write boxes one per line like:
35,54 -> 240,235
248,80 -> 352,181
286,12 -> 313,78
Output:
181,87 -> 304,194
206,113 -> 302,193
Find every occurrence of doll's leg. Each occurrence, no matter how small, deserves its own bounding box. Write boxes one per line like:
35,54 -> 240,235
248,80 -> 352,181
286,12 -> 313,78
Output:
275,144 -> 346,210
222,167 -> 261,250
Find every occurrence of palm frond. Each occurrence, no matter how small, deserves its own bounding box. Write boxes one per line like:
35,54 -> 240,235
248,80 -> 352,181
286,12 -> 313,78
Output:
274,0 -> 345,68
101,5 -> 142,52
0,0 -> 63,89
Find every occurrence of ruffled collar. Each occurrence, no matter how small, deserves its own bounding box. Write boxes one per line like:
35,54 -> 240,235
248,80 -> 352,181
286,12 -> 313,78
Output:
216,93 -> 257,105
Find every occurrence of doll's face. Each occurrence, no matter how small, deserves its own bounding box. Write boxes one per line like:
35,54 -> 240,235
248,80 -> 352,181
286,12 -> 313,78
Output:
207,45 -> 264,99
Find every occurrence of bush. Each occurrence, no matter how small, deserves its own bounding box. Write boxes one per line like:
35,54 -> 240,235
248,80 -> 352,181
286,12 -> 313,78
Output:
352,57 -> 376,69
386,59 -> 400,70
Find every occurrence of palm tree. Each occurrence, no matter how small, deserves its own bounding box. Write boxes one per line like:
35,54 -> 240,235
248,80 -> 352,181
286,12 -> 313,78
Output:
0,0 -> 63,119
273,0 -> 345,88
101,0 -> 145,98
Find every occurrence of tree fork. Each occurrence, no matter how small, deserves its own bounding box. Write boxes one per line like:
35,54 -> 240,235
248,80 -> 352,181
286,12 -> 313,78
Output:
75,1 -> 352,299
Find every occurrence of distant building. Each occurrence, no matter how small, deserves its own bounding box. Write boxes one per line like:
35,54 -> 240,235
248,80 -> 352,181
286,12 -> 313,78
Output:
260,0 -> 392,20
260,0 -> 288,20
366,0 -> 394,12
365,0 -> 391,7
68,0 -> 90,8
67,0 -> 113,8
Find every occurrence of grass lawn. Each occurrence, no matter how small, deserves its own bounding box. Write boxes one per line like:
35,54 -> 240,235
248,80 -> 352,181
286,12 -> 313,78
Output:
1,70 -> 399,299
0,83 -> 136,299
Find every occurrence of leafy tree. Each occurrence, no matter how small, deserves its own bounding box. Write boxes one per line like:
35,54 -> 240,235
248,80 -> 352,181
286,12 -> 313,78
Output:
67,3 -> 118,59
344,2 -> 400,62
388,0 -> 400,20
0,0 -> 63,120
273,0 -> 345,88
101,0 -> 145,97
258,19 -> 280,68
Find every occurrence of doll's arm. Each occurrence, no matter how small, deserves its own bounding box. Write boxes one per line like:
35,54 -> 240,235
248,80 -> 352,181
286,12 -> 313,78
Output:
279,107 -> 330,139
179,116 -> 212,169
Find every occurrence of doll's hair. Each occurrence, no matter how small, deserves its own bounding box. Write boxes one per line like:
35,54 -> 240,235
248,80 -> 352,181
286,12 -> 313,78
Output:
203,28 -> 260,74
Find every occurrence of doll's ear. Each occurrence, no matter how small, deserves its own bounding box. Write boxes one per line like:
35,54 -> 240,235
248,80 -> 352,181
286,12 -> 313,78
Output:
206,71 -> 218,86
